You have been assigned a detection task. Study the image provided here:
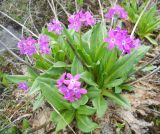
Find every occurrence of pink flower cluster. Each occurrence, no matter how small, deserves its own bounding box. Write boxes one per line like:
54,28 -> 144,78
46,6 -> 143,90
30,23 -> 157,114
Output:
57,73 -> 87,102
18,34 -> 50,55
18,37 -> 37,56
104,27 -> 140,54
18,82 -> 28,90
68,10 -> 96,32
105,5 -> 128,19
38,34 -> 50,54
48,19 -> 63,35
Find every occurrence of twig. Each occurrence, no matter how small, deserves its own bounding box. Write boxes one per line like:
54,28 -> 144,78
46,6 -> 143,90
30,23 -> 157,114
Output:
98,0 -> 105,24
0,114 -> 32,132
131,66 -> 160,85
28,0 -> 40,34
47,0 -> 58,20
136,53 -> 160,73
0,40 -> 32,67
0,48 -> 18,53
24,121 -> 51,134
55,0 -> 70,17
109,0 -> 117,30
51,0 -> 58,20
21,16 -> 30,37
110,17 -> 114,30
130,0 -> 151,37
75,0 -> 78,12
148,108 -> 160,114
0,11 -> 38,38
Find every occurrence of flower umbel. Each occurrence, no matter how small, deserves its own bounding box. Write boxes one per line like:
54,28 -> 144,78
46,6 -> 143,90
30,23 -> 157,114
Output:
105,5 -> 128,19
68,14 -> 81,32
18,82 -> 28,90
38,34 -> 50,54
68,10 -> 96,32
104,27 -> 140,54
17,37 -> 37,56
57,73 -> 87,102
48,19 -> 63,35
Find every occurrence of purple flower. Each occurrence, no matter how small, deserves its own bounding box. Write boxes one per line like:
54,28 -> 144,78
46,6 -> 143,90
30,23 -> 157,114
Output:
17,37 -> 37,56
48,19 -> 63,35
68,14 -> 81,32
68,10 -> 96,32
64,73 -> 81,89
57,72 -> 67,87
82,11 -> 96,26
104,27 -> 140,54
38,34 -> 50,54
105,5 -> 128,19
73,87 -> 87,99
131,38 -> 140,48
104,30 -> 118,49
56,73 -> 87,102
118,38 -> 132,53
18,82 -> 28,90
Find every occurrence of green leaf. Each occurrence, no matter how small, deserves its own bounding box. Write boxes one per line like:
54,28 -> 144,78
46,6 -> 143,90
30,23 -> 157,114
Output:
32,94 -> 44,111
72,95 -> 88,109
51,111 -> 59,123
87,86 -> 101,98
53,61 -> 71,68
64,26 -> 92,66
115,86 -> 122,93
105,48 -> 117,73
136,5 -> 160,39
27,67 -> 38,80
145,35 -> 158,46
120,84 -> 134,91
63,27 -> 78,46
76,115 -> 99,133
92,95 -> 108,118
103,90 -> 130,108
77,0 -> 83,5
82,29 -> 92,43
55,110 -> 75,132
28,78 -> 40,95
28,76 -> 56,95
94,42 -> 106,62
40,66 -> 64,79
22,119 -> 30,132
6,75 -> 29,83
105,46 -> 149,83
77,105 -> 96,115
90,22 -> 107,58
80,72 -> 97,87
71,57 -> 84,75
105,78 -> 124,88
35,59 -> 51,70
77,47 -> 93,65
40,82 -> 72,111
7,126 -> 20,134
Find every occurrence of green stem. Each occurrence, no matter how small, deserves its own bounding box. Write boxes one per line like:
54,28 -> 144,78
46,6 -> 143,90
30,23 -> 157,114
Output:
79,30 -> 82,46
66,40 -> 89,71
